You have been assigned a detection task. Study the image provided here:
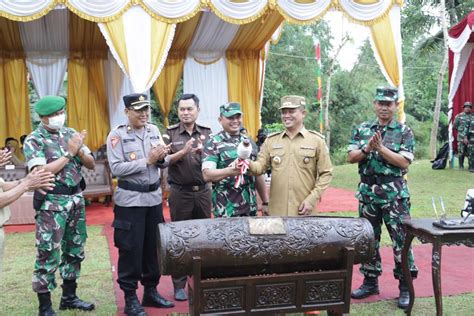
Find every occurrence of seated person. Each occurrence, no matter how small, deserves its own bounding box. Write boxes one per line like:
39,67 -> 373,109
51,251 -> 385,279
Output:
4,137 -> 25,166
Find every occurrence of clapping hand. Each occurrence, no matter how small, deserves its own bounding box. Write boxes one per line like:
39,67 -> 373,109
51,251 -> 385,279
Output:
24,168 -> 55,194
0,148 -> 12,167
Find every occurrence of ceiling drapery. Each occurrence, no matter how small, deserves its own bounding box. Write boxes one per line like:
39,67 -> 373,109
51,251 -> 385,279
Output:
0,0 -> 405,140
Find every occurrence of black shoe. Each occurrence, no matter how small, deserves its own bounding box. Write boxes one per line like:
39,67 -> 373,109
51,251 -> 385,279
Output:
38,292 -> 57,316
59,281 -> 95,311
351,277 -> 379,299
124,295 -> 147,316
174,288 -> 188,301
398,281 -> 410,309
142,288 -> 175,308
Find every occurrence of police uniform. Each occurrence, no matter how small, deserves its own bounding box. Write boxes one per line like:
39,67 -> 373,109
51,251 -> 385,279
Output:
348,87 -> 417,308
23,96 -> 95,314
453,102 -> 472,168
202,103 -> 259,217
106,93 -> 174,313
249,96 -> 333,216
164,122 -> 212,293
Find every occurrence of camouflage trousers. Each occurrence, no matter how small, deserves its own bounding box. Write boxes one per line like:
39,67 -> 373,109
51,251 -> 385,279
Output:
457,141 -> 468,156
32,201 -> 87,293
468,143 -> 474,170
358,198 -> 418,280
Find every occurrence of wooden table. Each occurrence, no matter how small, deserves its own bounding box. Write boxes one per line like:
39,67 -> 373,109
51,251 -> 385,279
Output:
401,218 -> 474,316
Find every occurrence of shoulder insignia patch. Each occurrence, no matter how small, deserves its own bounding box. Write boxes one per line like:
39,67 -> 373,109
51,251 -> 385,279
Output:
309,130 -> 325,139
196,123 -> 211,129
167,123 -> 180,130
267,131 -> 282,138
110,136 -> 120,149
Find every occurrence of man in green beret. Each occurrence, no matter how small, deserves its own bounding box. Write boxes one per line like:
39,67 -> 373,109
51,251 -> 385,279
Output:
202,102 -> 268,217
24,96 -> 96,316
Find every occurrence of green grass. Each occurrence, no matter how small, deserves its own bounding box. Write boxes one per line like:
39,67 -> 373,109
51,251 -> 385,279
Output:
1,161 -> 472,315
0,226 -> 116,315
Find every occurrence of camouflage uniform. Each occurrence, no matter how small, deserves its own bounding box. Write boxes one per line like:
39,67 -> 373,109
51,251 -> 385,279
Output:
466,116 -> 474,172
202,131 -> 258,217
24,123 -> 90,293
348,118 -> 418,280
453,111 -> 471,166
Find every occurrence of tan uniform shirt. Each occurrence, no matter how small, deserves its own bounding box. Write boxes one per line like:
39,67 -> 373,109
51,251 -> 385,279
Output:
249,127 -> 333,216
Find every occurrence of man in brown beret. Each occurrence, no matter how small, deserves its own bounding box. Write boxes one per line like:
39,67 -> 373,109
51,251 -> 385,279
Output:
248,95 -> 333,216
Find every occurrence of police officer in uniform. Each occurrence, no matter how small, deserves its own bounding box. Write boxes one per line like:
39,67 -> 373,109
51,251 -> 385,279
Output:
163,93 -> 212,301
107,94 -> 174,316
23,96 -> 96,316
347,87 -> 418,309
249,95 -> 333,216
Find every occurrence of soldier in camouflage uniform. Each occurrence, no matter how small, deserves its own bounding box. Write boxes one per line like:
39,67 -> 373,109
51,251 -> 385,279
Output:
465,109 -> 474,172
24,96 -> 96,316
202,102 -> 268,217
348,87 -> 418,310
453,102 -> 472,169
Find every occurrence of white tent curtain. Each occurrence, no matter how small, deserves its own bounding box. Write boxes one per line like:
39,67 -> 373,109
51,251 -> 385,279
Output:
67,0 -> 130,18
19,8 -> 69,98
142,0 -> 200,19
338,0 -> 392,21
105,52 -> 134,129
98,5 -> 175,93
0,0 -> 53,17
183,12 -> 239,133
209,0 -> 268,22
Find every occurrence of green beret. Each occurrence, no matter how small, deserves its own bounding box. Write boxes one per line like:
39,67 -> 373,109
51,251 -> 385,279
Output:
35,96 -> 65,116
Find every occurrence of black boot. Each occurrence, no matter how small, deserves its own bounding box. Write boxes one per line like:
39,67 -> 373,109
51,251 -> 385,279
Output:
37,292 -> 56,316
459,156 -> 465,169
398,280 -> 410,309
124,291 -> 147,316
59,280 -> 95,311
351,277 -> 379,299
142,287 -> 175,308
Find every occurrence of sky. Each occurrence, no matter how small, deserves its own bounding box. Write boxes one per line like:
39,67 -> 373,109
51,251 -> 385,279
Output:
323,11 -> 371,71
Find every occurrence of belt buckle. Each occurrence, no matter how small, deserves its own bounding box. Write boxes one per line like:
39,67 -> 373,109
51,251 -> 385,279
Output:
192,185 -> 199,192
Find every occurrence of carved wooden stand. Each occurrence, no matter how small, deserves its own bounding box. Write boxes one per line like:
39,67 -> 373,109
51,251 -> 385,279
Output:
188,247 -> 355,316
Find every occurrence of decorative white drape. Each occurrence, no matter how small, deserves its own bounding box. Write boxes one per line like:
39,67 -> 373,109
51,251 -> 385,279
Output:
67,0 -> 130,18
0,0 -> 52,17
209,0 -> 268,22
19,9 -> 68,98
277,0 -> 331,21
98,5 -> 175,93
105,52 -> 134,129
339,0 -> 392,21
142,0 -> 200,19
183,12 -> 239,133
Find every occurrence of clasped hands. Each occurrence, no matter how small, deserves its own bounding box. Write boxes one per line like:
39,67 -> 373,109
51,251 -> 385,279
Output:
147,143 -> 172,165
67,130 -> 87,157
365,131 -> 385,154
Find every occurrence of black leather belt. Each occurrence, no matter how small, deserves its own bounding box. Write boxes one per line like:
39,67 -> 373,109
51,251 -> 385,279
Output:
118,180 -> 160,192
49,184 -> 80,195
169,183 -> 208,192
360,175 -> 402,186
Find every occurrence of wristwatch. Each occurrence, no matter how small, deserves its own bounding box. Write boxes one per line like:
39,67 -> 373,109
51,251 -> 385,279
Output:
262,202 -> 269,206
65,152 -> 75,160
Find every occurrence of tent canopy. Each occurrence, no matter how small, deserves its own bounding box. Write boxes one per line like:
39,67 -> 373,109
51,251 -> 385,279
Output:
448,10 -> 474,153
1,0 -> 405,150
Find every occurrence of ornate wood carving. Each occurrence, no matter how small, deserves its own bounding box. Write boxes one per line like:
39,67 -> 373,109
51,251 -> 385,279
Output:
305,280 -> 343,303
255,284 -> 295,307
203,288 -> 243,312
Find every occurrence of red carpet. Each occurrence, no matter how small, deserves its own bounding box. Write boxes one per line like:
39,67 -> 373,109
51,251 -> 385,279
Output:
5,188 -> 474,315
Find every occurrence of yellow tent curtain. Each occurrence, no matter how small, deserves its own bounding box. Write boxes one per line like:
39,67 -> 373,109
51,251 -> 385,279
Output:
0,18 -> 29,143
370,13 -> 405,123
226,11 -> 284,138
152,13 -> 201,127
67,14 -> 109,151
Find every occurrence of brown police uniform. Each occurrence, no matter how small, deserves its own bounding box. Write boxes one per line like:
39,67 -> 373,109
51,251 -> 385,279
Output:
164,122 -> 212,290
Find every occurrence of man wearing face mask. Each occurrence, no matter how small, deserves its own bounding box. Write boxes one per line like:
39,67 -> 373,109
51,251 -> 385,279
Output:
107,93 -> 174,316
23,96 -> 96,316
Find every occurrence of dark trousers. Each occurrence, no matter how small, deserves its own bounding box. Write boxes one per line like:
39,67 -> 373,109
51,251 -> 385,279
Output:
168,187 -> 211,290
113,204 -> 164,292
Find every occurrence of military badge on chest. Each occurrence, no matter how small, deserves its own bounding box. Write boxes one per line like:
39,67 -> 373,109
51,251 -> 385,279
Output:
129,152 -> 137,160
